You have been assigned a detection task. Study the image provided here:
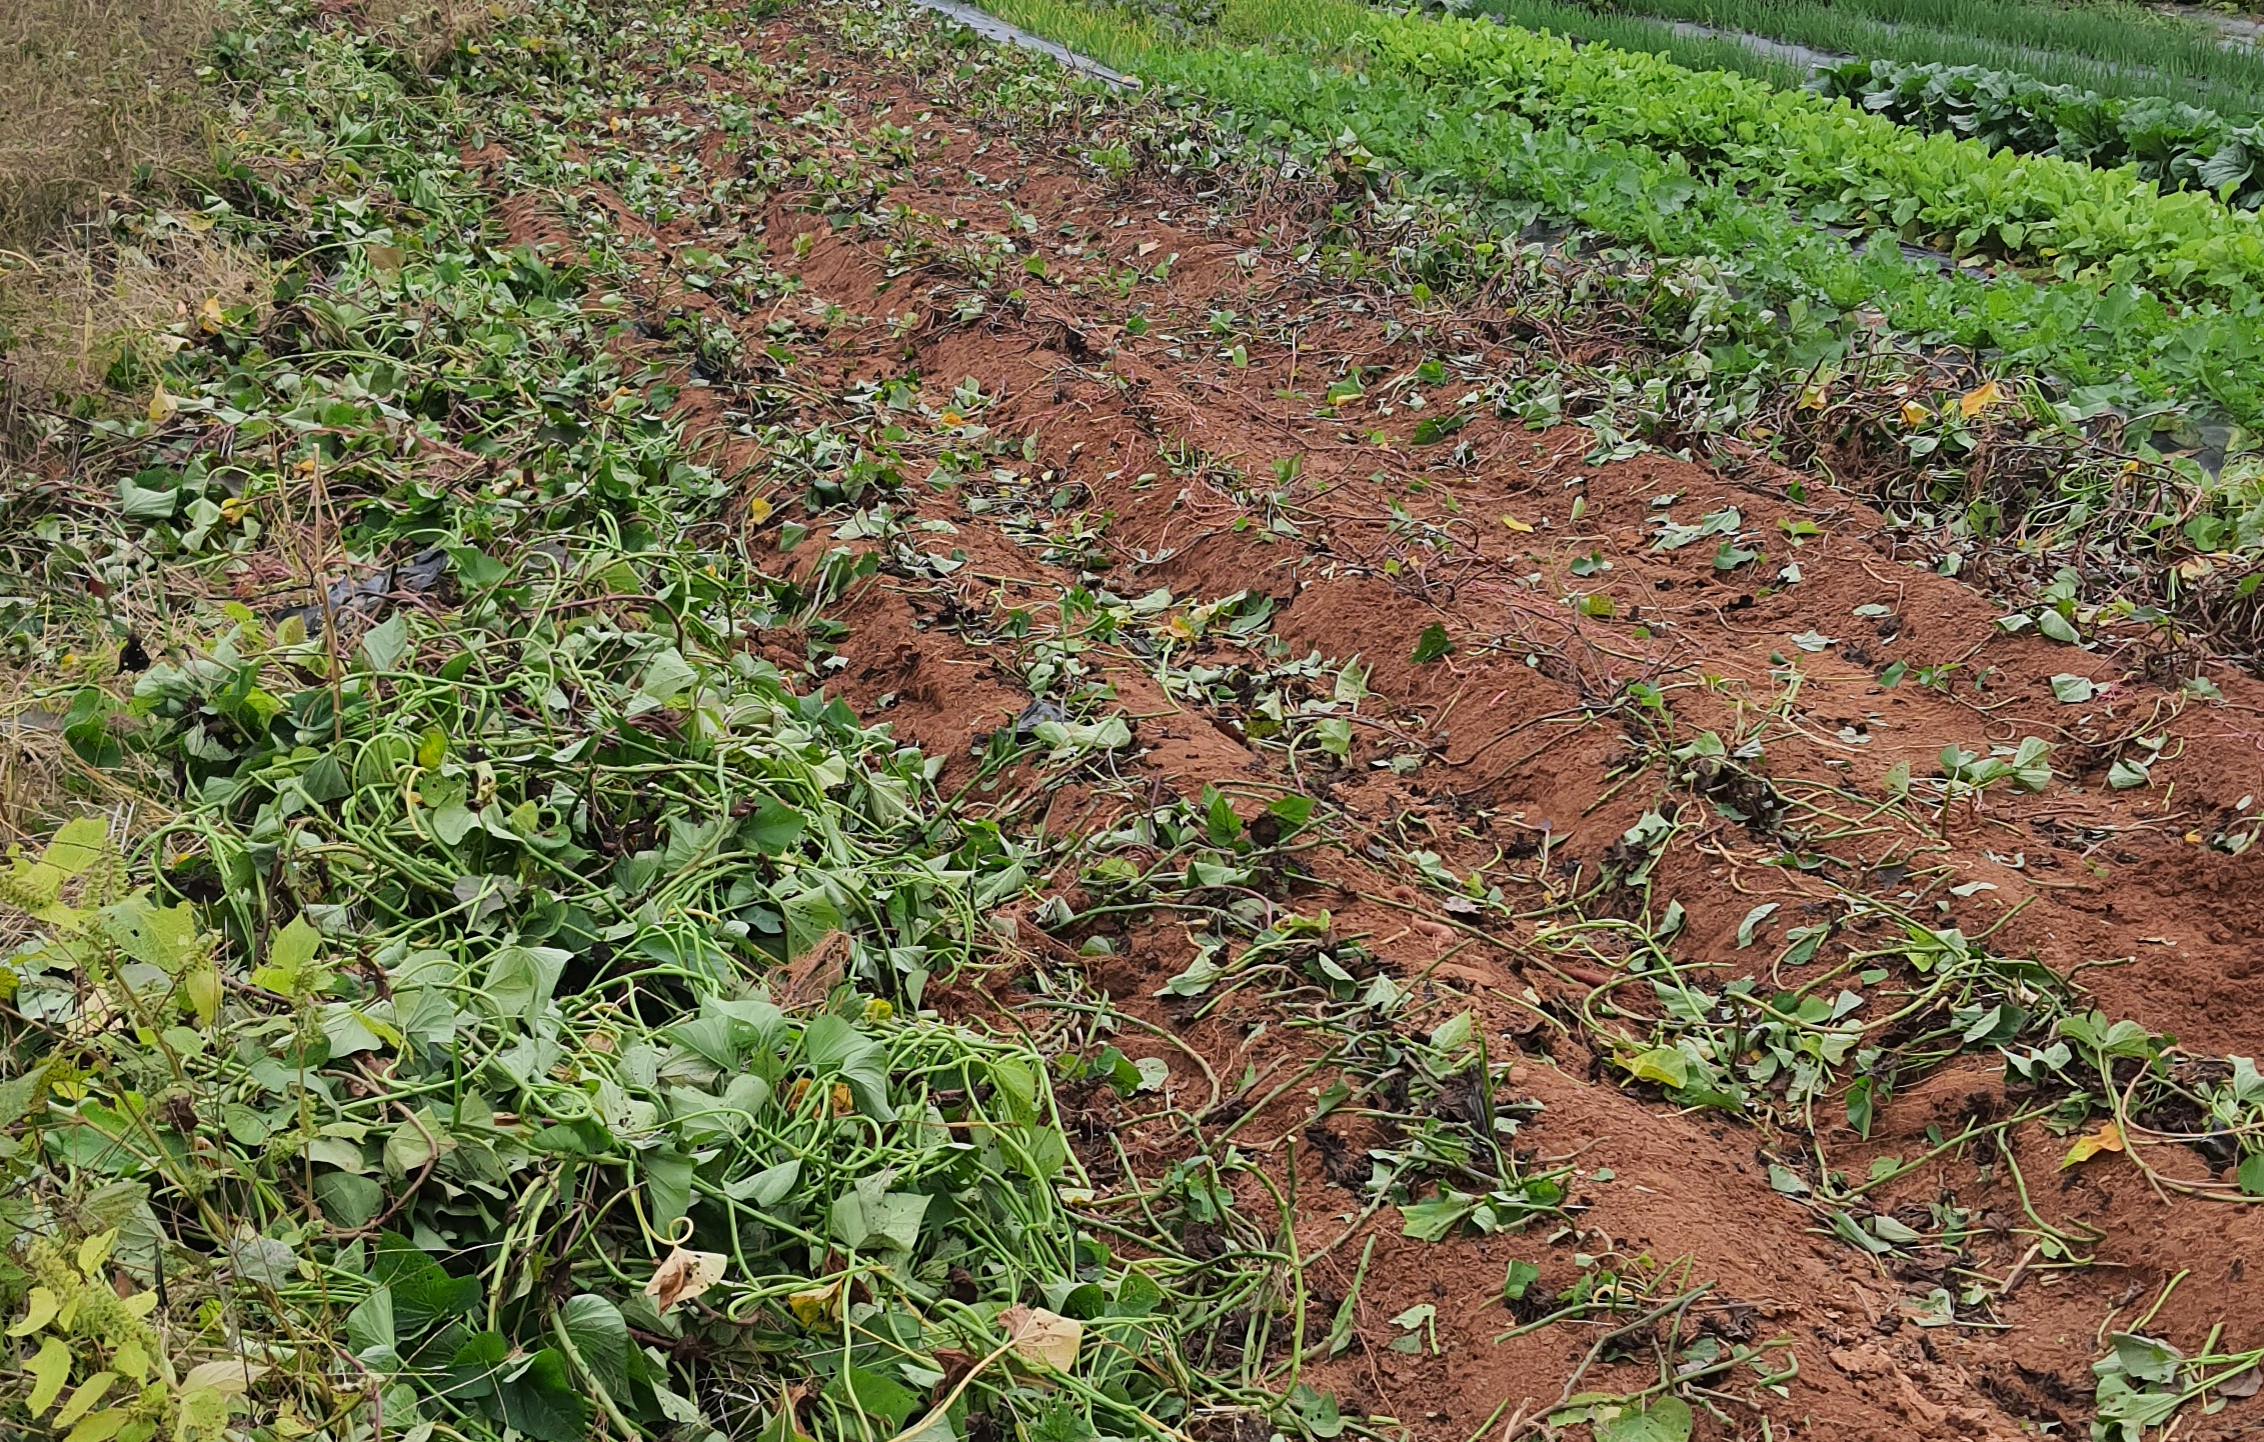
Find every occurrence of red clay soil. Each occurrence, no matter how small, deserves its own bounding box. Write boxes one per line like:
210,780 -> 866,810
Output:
560,7 -> 2264,1438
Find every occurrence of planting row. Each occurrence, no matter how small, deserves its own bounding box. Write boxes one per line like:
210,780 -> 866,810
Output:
1816,59 -> 2264,213
1563,0 -> 2264,116
1359,13 -> 2264,308
986,0 -> 2264,425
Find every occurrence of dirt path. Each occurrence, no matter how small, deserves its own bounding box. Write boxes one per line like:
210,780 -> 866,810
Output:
521,6 -> 2264,1436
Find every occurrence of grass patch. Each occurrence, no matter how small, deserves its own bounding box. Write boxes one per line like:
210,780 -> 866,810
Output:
0,0 -> 216,252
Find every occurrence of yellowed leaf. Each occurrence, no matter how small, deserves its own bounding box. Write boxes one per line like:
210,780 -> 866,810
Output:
644,1247 -> 728,1314
1959,379 -> 2010,418
148,385 -> 178,424
77,1231 -> 114,1276
1499,514 -> 1533,534
64,1407 -> 130,1442
9,1285 -> 59,1336
198,296 -> 225,333
178,1387 -> 232,1438
181,1360 -> 269,1395
998,1304 -> 1081,1371
1898,399 -> 1930,427
787,1280 -> 840,1330
53,1372 -> 118,1429
1797,383 -> 1829,410
27,1336 -> 71,1415
744,494 -> 774,525
2061,1119 -> 2124,1168
184,961 -> 223,1028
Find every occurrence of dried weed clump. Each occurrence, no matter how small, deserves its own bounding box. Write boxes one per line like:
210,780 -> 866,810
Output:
359,0 -> 522,73
1,230 -> 269,420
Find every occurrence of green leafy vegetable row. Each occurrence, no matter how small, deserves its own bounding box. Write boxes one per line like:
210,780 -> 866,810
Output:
1554,0 -> 2264,115
1359,14 -> 2264,306
1816,58 -> 2264,212
981,0 -> 2264,425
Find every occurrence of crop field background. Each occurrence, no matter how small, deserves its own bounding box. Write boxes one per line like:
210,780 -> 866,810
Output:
3,1 -> 2264,1442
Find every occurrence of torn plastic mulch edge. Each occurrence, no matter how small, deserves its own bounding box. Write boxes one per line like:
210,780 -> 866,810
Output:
907,0 -> 1141,89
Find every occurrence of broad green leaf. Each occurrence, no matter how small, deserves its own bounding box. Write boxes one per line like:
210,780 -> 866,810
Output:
1595,1396 -> 1693,1442
779,887 -> 844,959
802,1014 -> 896,1121
1501,1259 -> 1540,1300
831,1187 -> 930,1253
374,1232 -> 481,1334
346,1287 -> 396,1353
482,944 -> 568,1019
724,1159 -> 805,1204
361,612 -> 410,672
737,801 -> 806,855
53,1373 -> 119,1429
42,818 -> 112,878
1398,1194 -> 1476,1241
383,1112 -> 448,1179
2109,1332 -> 2184,1385
638,647 -> 699,702
227,1236 -> 298,1289
1410,622 -> 1453,664
822,1364 -> 920,1430
252,915 -> 325,997
1736,902 -> 1778,948
558,1294 -> 634,1400
94,898 -> 203,976
62,1407 -> 130,1442
316,1173 -> 385,1230
643,1149 -> 696,1230
495,1346 -> 590,1442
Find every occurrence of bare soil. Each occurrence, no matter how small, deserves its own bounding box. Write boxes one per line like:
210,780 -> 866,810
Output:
549,9 -> 2264,1437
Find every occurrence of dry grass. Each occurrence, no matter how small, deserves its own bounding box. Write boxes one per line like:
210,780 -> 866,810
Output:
0,0 -> 228,450
0,0 -> 216,253
1,230 -> 270,418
